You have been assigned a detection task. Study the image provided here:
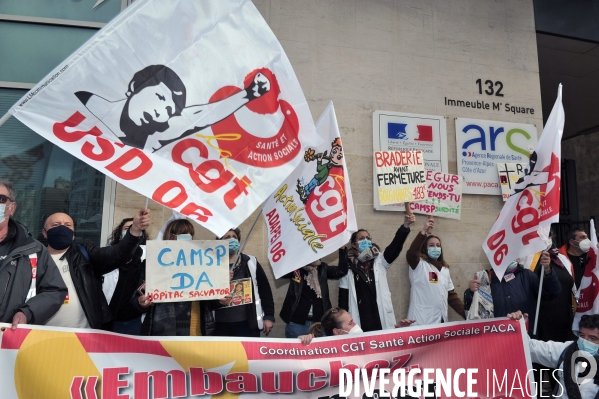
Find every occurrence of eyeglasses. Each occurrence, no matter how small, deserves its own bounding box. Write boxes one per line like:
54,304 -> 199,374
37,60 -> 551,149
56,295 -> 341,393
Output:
0,195 -> 13,204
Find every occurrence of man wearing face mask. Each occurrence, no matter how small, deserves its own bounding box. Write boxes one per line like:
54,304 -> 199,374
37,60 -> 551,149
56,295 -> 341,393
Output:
339,213 -> 416,332
562,228 -> 593,293
508,311 -> 599,399
214,228 -> 275,337
466,253 -> 560,337
42,208 -> 150,329
0,179 -> 67,330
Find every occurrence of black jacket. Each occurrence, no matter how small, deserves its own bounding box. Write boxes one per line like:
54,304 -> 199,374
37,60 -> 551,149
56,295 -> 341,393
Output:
0,219 -> 67,324
279,248 -> 348,324
464,265 -> 561,337
59,230 -> 142,329
217,253 -> 275,330
140,300 -> 220,336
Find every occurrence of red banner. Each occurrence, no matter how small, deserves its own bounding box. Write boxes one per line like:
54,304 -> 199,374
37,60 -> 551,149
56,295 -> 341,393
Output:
0,319 -> 533,398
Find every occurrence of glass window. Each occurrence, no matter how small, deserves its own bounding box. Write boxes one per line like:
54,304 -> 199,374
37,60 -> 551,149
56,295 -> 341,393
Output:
0,88 -> 105,245
0,0 -> 122,24
0,22 -> 97,83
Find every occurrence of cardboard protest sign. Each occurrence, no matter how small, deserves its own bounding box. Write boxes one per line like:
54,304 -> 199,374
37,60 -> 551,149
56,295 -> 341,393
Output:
146,240 -> 229,303
374,150 -> 426,205
407,170 -> 462,220
497,163 -> 527,201
229,278 -> 253,307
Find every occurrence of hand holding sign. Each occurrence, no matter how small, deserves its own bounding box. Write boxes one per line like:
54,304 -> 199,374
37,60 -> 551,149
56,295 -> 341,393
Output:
421,217 -> 434,235
403,213 -> 416,228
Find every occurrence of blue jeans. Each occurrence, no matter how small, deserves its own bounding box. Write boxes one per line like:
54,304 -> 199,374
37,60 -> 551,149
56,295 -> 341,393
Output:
285,321 -> 312,338
112,317 -> 142,335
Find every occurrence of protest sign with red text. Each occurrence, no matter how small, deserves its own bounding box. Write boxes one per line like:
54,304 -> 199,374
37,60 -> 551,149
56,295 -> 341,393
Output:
374,150 -> 427,206
408,170 -> 462,220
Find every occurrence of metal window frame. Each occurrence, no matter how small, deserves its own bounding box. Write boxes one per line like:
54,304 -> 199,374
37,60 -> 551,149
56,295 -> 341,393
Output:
0,0 -> 133,245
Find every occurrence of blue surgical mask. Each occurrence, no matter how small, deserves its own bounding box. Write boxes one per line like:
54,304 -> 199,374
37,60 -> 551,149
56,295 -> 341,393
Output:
578,337 -> 599,356
358,239 -> 372,252
0,204 -> 6,224
121,231 -> 127,238
506,261 -> 518,273
176,234 -> 192,241
229,238 -> 241,254
427,247 -> 442,260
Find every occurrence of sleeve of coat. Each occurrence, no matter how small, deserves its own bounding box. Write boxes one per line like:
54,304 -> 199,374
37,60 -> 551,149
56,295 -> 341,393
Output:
19,245 -> 67,324
255,261 -> 275,322
383,225 -> 411,264
527,268 -> 561,300
464,289 -> 474,311
406,232 -> 426,270
338,286 -> 349,312
327,248 -> 349,279
85,231 -> 142,277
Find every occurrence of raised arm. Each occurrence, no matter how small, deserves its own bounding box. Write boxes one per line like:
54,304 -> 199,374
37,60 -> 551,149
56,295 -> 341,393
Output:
327,248 -> 349,279
406,219 -> 433,269
383,214 -> 415,264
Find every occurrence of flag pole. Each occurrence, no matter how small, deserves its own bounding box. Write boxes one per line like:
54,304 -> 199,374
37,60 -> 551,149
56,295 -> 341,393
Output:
0,112 -> 11,129
533,266 -> 544,336
230,208 -> 263,268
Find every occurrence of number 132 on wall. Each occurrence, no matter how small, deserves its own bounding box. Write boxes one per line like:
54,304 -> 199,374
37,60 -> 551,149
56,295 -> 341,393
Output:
476,79 -> 504,97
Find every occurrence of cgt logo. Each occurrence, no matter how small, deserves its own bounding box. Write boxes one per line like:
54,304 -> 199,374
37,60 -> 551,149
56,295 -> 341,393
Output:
460,123 -> 532,158
388,123 -> 433,142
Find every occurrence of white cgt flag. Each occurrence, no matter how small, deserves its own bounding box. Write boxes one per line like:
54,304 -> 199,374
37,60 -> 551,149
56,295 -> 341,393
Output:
263,102 -> 357,278
483,85 -> 564,281
8,0 -> 319,237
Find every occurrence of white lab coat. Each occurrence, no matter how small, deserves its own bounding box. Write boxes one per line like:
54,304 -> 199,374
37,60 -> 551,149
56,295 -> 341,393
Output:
407,258 -> 454,326
339,253 -> 396,330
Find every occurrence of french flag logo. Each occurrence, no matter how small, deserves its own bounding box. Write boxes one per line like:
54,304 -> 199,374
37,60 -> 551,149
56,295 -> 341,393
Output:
388,123 -> 433,141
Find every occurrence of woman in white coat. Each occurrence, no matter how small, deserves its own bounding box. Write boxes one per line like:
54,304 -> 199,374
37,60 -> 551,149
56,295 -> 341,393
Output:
406,218 -> 466,325
338,213 -> 415,332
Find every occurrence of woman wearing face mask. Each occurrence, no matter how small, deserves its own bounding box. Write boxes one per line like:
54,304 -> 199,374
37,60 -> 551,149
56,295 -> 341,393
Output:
101,218 -> 148,334
297,308 -> 415,345
465,250 -> 561,338
406,219 -> 466,326
135,219 -> 222,336
214,228 -> 275,337
338,213 -> 416,332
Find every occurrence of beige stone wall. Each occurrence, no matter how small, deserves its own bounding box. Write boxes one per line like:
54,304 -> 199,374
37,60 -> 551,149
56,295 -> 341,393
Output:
114,0 -> 543,337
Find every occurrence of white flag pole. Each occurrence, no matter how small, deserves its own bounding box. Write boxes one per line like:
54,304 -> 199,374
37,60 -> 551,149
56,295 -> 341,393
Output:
230,208 -> 263,269
0,112 -> 10,129
144,197 -> 149,211
533,269 -> 544,336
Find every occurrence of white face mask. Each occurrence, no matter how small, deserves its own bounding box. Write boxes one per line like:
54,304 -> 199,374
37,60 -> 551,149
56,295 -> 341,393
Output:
577,239 -> 592,253
0,204 -> 5,224
341,324 -> 363,334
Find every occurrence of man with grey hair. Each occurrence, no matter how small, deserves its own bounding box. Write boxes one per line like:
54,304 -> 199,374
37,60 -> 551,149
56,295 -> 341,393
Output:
0,179 -> 67,329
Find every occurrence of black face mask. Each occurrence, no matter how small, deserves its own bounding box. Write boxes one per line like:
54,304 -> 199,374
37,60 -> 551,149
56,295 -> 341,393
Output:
46,225 -> 74,250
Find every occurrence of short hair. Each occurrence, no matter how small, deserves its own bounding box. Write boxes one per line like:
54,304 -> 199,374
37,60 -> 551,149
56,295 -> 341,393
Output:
350,229 -> 369,244
164,219 -> 194,240
218,228 -> 242,242
0,179 -> 17,202
566,228 -> 585,243
580,314 -> 599,331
